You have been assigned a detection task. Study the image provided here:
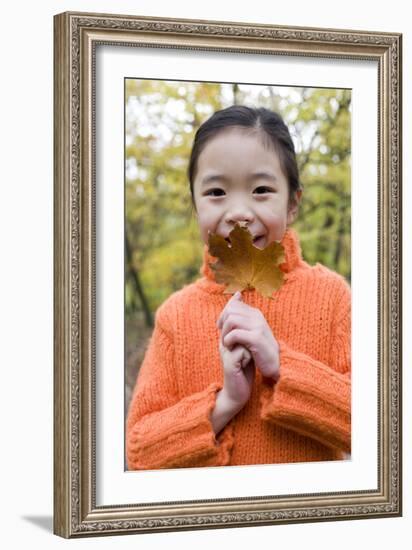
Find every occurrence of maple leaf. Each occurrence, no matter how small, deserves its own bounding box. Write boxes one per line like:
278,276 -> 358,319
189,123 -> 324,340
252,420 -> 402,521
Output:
207,222 -> 285,299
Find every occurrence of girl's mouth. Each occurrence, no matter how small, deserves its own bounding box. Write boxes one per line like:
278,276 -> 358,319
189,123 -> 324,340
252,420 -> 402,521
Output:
224,235 -> 264,246
253,235 -> 265,247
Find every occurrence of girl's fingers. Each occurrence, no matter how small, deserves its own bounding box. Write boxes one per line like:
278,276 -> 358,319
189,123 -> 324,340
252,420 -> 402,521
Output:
217,292 -> 247,329
241,347 -> 252,367
223,328 -> 253,351
231,344 -> 252,367
220,313 -> 251,340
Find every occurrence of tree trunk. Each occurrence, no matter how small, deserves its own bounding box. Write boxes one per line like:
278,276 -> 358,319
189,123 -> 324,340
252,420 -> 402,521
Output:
334,204 -> 347,279
125,233 -> 153,328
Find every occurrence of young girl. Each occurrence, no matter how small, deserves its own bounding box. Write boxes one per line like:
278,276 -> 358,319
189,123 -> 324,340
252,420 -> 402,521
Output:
126,105 -> 351,470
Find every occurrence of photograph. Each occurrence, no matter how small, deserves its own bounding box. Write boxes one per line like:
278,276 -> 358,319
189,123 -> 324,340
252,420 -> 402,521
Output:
124,79 -> 352,472
53,11 -> 401,538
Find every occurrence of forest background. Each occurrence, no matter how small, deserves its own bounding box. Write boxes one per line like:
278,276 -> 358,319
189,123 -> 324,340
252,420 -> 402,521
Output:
124,79 -> 351,416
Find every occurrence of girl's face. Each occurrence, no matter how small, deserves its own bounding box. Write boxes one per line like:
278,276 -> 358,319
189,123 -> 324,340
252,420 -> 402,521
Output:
192,127 -> 300,250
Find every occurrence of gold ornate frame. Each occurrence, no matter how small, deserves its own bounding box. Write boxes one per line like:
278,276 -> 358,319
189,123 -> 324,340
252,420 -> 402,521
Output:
53,11 -> 402,538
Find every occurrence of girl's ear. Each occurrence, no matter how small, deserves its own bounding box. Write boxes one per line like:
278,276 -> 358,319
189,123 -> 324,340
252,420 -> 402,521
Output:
287,189 -> 302,224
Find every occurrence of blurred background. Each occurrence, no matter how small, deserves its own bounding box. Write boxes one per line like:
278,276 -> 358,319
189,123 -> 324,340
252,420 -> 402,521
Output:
124,79 -> 351,418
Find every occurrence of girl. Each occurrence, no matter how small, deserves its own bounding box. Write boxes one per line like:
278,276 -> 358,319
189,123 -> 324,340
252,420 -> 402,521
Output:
126,105 -> 351,470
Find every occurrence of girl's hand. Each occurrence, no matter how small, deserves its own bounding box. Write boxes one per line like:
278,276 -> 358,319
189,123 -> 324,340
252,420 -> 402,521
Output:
218,331 -> 255,410
217,291 -> 280,383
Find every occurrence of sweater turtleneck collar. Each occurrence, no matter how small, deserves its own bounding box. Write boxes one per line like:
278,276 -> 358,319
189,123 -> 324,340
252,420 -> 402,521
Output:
197,227 -> 304,294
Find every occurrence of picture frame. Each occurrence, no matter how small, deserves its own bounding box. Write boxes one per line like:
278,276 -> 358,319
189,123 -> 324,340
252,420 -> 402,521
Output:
53,11 -> 402,538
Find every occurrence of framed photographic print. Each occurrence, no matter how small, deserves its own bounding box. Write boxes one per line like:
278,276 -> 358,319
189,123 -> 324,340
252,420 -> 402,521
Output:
53,11 -> 402,538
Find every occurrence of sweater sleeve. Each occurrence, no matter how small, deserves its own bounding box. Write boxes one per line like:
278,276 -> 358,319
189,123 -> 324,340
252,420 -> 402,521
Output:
126,307 -> 235,470
259,280 -> 351,453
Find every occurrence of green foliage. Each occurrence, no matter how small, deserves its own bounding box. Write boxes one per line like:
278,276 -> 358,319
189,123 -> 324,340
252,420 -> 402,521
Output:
125,80 -> 351,320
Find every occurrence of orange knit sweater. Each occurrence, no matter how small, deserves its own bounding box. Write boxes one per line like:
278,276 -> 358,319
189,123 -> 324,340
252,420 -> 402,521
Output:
126,228 -> 351,470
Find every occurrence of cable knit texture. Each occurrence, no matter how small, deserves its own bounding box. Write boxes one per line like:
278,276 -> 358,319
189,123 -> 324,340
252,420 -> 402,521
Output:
126,228 -> 351,470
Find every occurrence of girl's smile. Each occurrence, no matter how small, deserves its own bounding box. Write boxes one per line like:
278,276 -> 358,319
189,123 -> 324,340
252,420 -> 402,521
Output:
192,127 -> 300,249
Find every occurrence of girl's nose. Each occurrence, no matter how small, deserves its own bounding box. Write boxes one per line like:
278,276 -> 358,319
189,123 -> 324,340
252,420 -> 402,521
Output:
225,208 -> 255,226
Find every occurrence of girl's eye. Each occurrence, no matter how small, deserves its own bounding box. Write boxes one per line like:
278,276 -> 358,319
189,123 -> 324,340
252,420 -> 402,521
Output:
254,186 -> 274,194
205,188 -> 225,197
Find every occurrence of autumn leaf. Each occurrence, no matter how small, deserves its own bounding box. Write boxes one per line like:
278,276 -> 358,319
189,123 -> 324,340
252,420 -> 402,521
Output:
207,222 -> 285,299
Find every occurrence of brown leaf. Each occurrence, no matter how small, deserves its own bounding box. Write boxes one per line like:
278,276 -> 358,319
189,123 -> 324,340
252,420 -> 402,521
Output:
207,222 -> 285,299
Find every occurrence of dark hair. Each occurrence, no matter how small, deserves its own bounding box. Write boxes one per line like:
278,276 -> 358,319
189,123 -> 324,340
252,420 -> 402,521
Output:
188,105 -> 301,212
